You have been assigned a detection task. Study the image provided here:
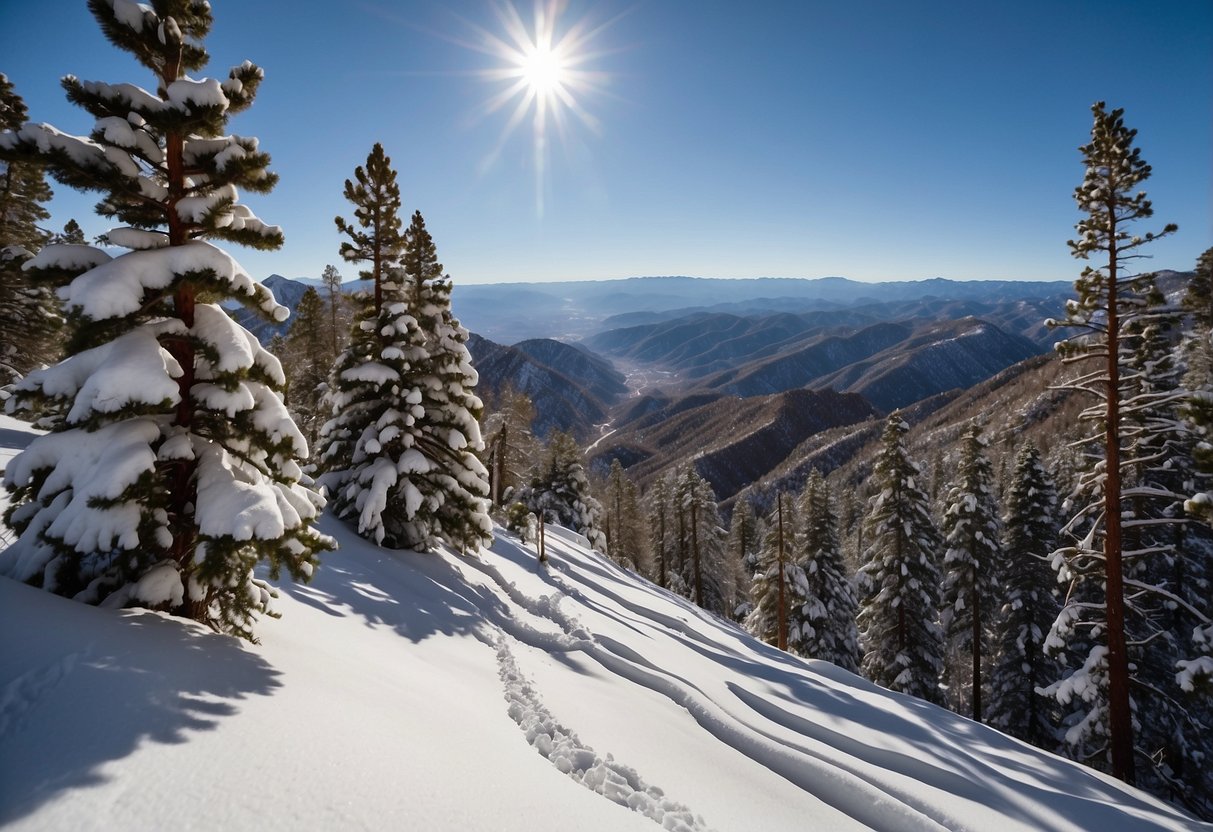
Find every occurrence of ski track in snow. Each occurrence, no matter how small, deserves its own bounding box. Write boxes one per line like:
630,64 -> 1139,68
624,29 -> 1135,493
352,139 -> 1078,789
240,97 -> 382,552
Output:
0,651 -> 85,739
494,634 -> 711,832
468,539 -> 950,832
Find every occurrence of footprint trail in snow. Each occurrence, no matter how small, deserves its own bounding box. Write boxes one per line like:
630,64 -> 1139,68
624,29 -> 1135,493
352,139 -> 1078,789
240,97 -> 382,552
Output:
494,633 -> 712,832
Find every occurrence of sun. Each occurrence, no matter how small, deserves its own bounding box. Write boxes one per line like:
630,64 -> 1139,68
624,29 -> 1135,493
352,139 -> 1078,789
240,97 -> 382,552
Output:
472,1 -> 614,216
519,44 -> 566,95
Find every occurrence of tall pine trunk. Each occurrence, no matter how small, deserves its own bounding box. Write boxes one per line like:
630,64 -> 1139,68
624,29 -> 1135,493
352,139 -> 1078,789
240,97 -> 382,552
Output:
1103,237 -> 1134,784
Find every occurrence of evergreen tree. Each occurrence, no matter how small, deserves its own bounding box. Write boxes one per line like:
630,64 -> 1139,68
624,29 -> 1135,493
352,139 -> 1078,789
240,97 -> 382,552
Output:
796,469 -> 861,672
1044,101 -> 1179,784
647,473 -> 674,588
320,263 -> 347,361
517,430 -> 606,552
603,458 -> 649,572
54,218 -> 87,244
319,145 -> 417,546
1118,275 -> 1213,812
673,465 -> 735,615
482,385 -> 538,507
0,0 -> 332,639
320,155 -> 490,552
1181,247 -> 1213,705
0,74 -> 50,249
280,286 -> 329,446
727,497 -> 762,618
334,143 -> 403,312
399,209 -> 492,552
0,73 -> 58,386
988,443 -> 1061,749
746,492 -> 802,650
940,423 -> 1001,720
856,412 -> 945,704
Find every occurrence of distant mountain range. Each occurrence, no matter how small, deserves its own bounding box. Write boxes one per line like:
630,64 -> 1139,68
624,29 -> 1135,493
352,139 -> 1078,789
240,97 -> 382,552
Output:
239,271 -> 1090,505
450,275 -> 1073,344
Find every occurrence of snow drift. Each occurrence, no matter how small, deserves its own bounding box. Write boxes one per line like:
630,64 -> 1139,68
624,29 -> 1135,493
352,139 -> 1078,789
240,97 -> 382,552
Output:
0,416 -> 1205,831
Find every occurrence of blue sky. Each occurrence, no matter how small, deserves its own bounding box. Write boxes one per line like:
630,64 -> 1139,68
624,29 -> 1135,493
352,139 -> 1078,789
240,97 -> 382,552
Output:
4,0 -> 1210,284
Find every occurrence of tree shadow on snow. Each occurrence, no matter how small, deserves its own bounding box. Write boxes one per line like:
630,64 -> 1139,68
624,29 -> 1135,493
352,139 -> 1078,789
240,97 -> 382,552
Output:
0,425 -> 38,456
275,515 -> 511,646
0,594 -> 281,825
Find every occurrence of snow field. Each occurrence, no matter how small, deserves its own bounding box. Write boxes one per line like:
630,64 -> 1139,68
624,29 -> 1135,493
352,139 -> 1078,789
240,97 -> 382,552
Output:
0,413 -> 1207,831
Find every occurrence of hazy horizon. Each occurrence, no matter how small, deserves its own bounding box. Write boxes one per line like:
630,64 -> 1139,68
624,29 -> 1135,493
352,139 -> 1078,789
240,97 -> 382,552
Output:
6,1 -> 1209,286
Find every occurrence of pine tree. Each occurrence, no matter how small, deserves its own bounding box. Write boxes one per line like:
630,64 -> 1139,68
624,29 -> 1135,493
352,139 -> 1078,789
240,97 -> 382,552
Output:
318,145 -> 420,547
0,0 -> 332,640
280,286 -> 329,446
987,443 -> 1062,748
0,73 -> 58,386
54,218 -> 87,244
940,423 -> 1001,720
399,209 -> 492,552
673,465 -> 735,615
517,430 -> 606,552
797,469 -> 861,672
746,492 -> 802,650
1117,275 -> 1213,812
320,263 -> 347,361
334,143 -> 403,312
647,473 -> 673,589
603,459 -> 648,571
856,412 -> 945,703
1044,101 -> 1178,784
1181,248 -> 1213,704
482,385 -> 538,507
727,497 -> 762,618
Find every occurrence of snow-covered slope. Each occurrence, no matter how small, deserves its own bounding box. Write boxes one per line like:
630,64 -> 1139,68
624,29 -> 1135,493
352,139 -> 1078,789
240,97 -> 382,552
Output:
0,417 -> 1204,831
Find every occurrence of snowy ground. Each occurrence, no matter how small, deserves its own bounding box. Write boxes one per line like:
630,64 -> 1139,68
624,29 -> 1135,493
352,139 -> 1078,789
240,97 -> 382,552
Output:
0,415 -> 1206,831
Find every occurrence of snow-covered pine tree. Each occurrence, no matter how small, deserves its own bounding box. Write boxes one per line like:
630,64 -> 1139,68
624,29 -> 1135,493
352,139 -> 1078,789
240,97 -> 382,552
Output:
318,144 -> 425,548
0,74 -> 59,388
856,412 -> 945,704
940,423 -> 1001,721
797,468 -> 861,672
1116,275 -> 1213,813
0,0 -> 332,640
987,443 -> 1062,749
398,209 -> 492,552
1181,247 -> 1213,699
745,492 -> 802,650
517,430 -> 606,552
1043,101 -> 1179,784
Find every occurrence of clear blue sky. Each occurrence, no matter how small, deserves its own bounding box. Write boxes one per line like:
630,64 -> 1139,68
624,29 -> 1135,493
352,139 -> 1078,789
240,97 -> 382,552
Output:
4,0 -> 1210,284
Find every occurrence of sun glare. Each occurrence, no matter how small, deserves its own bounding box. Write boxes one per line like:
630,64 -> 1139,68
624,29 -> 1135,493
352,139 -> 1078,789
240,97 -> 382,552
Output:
520,45 -> 566,95
471,1 -> 614,216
